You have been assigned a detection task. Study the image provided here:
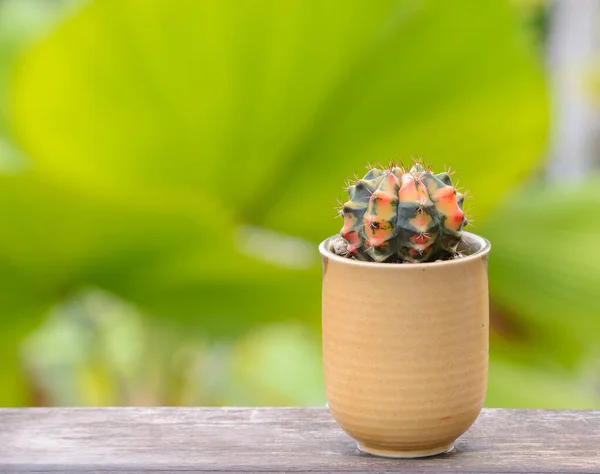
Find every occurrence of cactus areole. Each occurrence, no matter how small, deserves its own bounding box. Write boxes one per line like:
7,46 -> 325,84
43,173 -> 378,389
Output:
338,163 -> 468,263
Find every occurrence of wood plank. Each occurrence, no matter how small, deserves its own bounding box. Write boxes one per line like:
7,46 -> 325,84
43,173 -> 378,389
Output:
0,408 -> 598,473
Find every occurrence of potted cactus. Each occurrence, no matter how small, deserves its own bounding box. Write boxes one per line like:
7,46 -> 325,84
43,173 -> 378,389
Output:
319,162 -> 491,458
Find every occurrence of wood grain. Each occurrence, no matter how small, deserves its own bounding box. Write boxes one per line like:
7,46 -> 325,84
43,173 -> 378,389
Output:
0,408 -> 598,473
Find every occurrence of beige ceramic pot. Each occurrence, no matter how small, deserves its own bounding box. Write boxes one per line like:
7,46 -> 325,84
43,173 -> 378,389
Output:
320,232 -> 491,458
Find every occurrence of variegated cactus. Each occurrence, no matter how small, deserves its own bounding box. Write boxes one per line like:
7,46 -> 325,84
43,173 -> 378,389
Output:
339,163 -> 467,263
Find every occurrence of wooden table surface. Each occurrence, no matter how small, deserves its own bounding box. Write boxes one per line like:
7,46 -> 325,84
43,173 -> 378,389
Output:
0,407 -> 598,473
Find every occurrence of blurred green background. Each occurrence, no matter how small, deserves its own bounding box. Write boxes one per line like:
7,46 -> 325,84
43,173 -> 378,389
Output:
1,0 -> 599,408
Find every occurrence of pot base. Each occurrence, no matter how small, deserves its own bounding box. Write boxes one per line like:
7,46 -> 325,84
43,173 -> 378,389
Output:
357,442 -> 455,459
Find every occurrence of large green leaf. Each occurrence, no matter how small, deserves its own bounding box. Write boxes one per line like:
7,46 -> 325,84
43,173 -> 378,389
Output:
0,0 -> 88,406
0,0 -> 79,173
0,174 -> 320,338
481,178 -> 600,369
4,0 -> 548,340
10,0 -> 547,237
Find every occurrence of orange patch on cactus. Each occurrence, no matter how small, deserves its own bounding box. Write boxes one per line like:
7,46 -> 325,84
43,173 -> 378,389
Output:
381,172 -> 400,190
444,209 -> 465,232
367,235 -> 388,247
369,197 -> 395,220
341,215 -> 357,234
431,187 -> 464,233
364,216 -> 393,246
432,187 -> 459,214
410,211 -> 432,233
372,191 -> 392,203
343,231 -> 361,252
399,177 -> 428,203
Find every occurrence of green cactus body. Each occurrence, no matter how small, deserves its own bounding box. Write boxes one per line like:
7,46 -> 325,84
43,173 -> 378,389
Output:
340,164 -> 467,263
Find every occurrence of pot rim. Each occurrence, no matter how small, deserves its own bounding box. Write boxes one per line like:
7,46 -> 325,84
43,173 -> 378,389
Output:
319,231 -> 490,269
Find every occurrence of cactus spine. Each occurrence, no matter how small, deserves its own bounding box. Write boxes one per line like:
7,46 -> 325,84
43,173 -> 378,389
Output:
340,163 -> 467,263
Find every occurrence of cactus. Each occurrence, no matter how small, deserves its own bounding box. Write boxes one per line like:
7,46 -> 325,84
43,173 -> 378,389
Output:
339,163 -> 467,263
